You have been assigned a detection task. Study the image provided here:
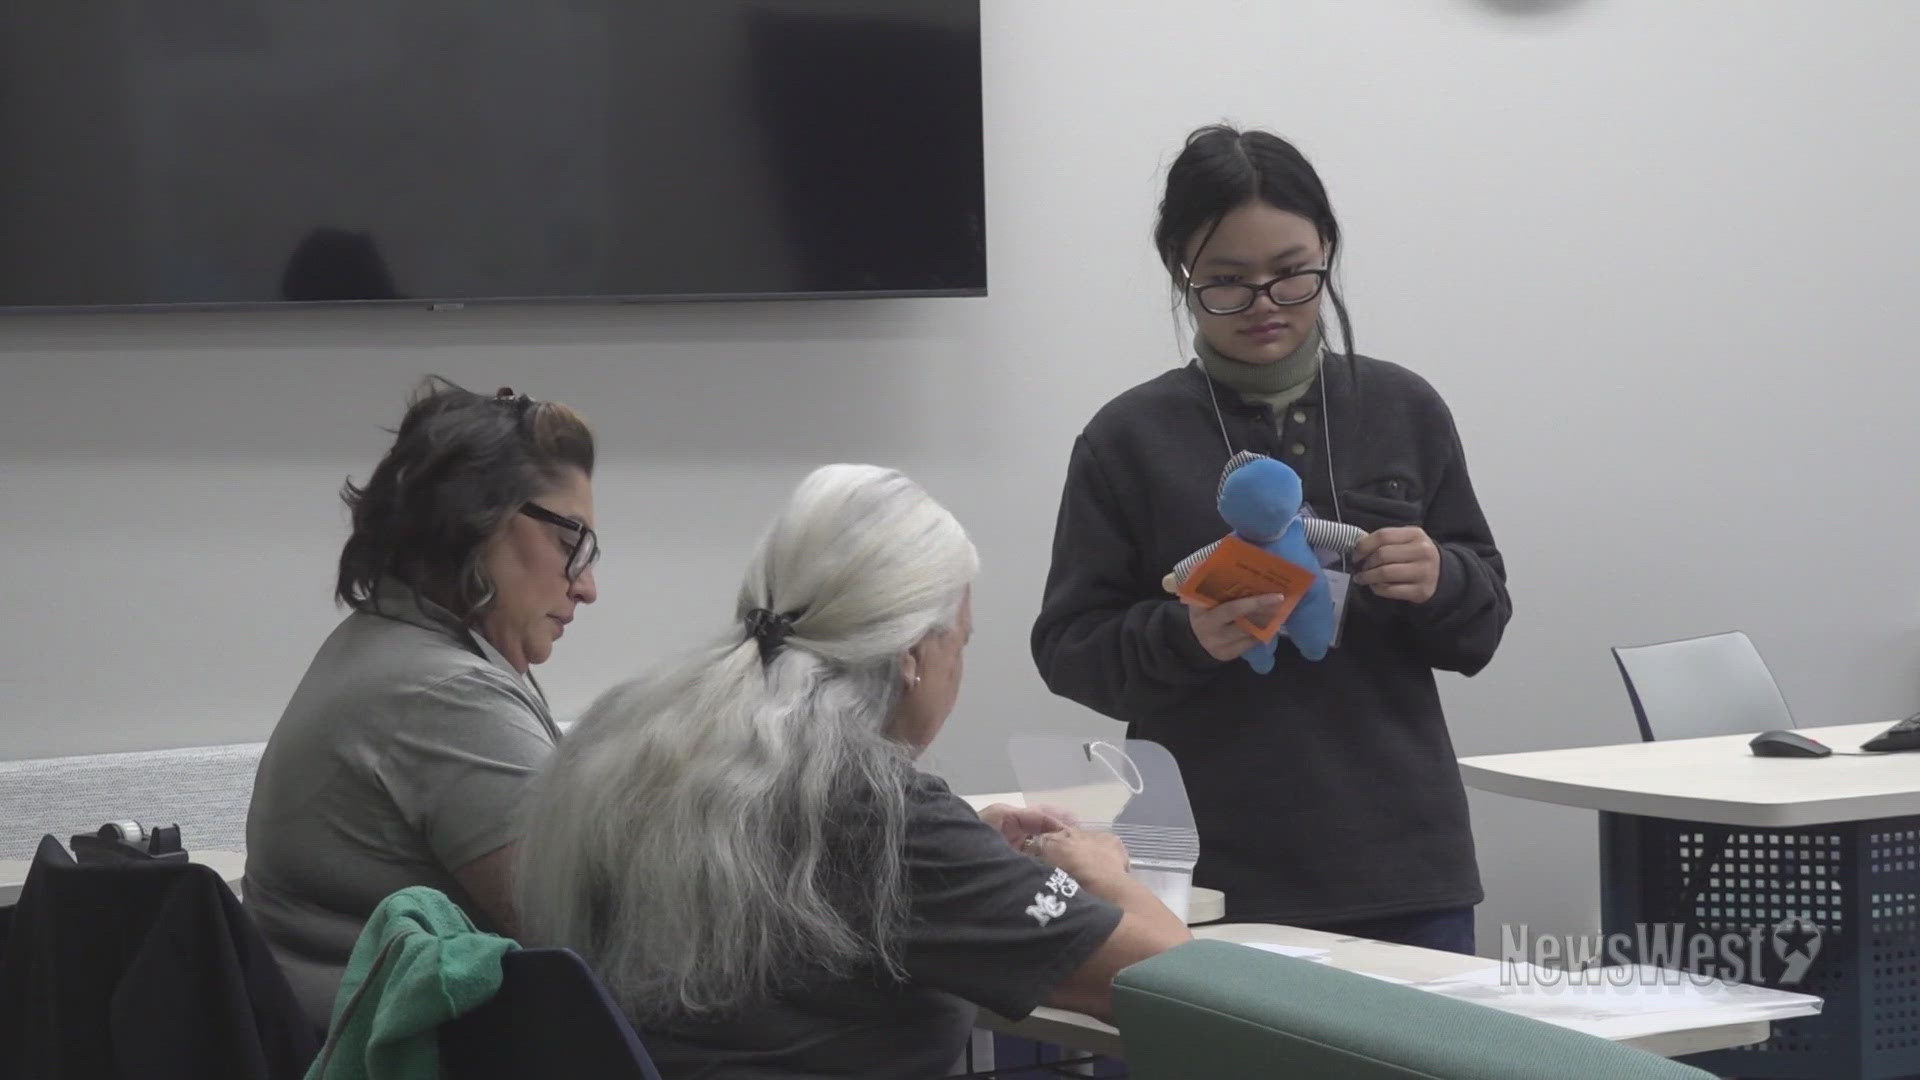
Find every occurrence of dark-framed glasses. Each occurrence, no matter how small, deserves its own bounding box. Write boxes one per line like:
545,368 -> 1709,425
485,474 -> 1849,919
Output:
1186,268 -> 1329,315
519,503 -> 600,582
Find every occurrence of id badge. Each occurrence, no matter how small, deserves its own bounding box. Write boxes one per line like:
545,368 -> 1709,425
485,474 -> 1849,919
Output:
1321,568 -> 1352,649
1300,501 -> 1354,650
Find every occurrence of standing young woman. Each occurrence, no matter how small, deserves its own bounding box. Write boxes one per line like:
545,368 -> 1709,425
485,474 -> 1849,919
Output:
1031,125 -> 1511,953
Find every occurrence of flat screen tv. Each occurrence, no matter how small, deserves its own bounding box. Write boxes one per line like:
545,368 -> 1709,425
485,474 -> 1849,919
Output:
0,1 -> 985,311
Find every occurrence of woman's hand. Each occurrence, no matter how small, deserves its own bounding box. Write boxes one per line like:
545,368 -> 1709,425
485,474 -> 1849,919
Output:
1352,527 -> 1441,604
1025,827 -> 1132,889
978,803 -> 1072,850
1182,594 -> 1284,661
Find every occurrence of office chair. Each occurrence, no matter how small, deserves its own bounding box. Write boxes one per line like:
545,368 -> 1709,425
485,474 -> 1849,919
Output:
1611,631 -> 1794,742
439,947 -> 661,1080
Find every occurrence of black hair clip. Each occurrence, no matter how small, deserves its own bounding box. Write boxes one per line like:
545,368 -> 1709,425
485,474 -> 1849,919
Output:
744,607 -> 798,663
494,386 -> 534,414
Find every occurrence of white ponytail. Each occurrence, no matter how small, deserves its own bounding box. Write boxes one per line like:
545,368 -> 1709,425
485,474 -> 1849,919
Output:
516,464 -> 978,1019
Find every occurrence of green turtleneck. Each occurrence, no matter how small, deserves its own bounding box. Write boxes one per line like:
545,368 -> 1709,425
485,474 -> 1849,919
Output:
1195,325 -> 1323,423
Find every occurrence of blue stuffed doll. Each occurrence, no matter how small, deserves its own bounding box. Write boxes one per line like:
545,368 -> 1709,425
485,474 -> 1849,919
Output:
1165,452 -> 1339,671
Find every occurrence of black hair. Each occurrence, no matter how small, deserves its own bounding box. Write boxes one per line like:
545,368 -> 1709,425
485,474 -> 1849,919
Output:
336,376 -> 595,621
1152,124 -> 1356,359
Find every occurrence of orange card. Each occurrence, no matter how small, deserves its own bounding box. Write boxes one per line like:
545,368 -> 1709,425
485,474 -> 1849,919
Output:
1174,535 -> 1318,642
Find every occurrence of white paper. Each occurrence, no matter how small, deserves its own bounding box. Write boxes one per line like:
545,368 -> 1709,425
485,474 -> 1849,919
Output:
1238,942 -> 1329,960
1339,968 -> 1415,986
1236,941 -> 1414,985
1406,963 -> 1823,1041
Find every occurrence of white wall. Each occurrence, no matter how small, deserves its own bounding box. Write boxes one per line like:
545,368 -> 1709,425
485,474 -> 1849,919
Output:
5,0 -> 1919,952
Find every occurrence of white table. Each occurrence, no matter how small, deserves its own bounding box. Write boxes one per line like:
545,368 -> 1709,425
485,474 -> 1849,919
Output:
979,922 -> 1785,1061
1459,723 -> 1914,1077
0,848 -> 248,906
1458,721 -> 1920,827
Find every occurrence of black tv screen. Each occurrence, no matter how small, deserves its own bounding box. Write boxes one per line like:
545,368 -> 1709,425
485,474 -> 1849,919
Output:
0,1 -> 985,311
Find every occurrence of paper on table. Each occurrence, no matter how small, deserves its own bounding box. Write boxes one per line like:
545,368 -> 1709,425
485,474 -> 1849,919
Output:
1340,969 -> 1414,986
1439,963 -> 1821,1012
1235,942 -> 1414,984
1238,942 -> 1329,960
1410,962 -> 1822,1041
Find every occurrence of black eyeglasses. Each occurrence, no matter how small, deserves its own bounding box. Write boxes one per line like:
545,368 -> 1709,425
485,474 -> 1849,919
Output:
1186,268 -> 1329,315
519,503 -> 600,582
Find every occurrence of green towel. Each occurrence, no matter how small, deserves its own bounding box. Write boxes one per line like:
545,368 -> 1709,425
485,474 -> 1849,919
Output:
305,886 -> 515,1080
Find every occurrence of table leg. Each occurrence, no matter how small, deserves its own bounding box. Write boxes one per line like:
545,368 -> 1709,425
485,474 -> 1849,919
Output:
1599,812 -> 1920,1078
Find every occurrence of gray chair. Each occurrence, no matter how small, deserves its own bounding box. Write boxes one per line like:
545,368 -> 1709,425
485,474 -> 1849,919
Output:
1611,631 -> 1794,742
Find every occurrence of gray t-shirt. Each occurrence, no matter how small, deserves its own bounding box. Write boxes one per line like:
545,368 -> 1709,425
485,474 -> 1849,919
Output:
243,584 -> 560,1025
640,773 -> 1125,1080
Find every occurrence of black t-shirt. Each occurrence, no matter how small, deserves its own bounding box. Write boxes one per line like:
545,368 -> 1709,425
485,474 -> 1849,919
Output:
638,772 -> 1124,1079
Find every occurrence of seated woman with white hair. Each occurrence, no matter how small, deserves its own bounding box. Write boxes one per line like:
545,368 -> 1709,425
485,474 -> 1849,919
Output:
517,463 -> 1190,1078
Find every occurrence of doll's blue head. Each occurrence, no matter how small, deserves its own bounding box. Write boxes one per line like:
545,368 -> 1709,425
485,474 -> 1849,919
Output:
1218,456 -> 1303,543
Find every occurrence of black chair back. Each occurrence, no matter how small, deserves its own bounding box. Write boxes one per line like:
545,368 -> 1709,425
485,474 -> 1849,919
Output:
439,947 -> 662,1080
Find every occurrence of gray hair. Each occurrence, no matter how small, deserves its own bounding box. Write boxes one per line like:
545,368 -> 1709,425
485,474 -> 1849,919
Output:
516,464 -> 979,1019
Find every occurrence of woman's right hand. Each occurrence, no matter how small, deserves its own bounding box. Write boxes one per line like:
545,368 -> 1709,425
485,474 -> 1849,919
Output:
978,803 -> 1072,850
1183,594 -> 1284,662
1026,827 -> 1132,888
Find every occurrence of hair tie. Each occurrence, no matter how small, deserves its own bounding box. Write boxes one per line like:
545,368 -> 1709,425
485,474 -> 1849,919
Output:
494,387 -> 533,416
744,608 -> 798,663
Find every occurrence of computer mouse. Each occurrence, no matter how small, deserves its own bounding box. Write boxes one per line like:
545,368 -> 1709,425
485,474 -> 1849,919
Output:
1749,730 -> 1832,758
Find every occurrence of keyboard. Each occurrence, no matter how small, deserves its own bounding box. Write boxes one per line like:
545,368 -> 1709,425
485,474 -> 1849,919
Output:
1862,711 -> 1920,753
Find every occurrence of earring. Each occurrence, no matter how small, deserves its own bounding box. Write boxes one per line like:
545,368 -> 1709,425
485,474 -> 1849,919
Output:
910,674 -> 922,688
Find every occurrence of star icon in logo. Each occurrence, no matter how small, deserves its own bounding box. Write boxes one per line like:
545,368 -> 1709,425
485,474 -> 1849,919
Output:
1775,917 -> 1820,960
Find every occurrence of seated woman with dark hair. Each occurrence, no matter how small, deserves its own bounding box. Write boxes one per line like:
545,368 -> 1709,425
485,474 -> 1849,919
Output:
244,377 -> 599,1025
517,464 -> 1189,1079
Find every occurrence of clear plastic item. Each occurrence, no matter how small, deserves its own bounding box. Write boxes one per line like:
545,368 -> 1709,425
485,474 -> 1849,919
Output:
1008,736 -> 1201,921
